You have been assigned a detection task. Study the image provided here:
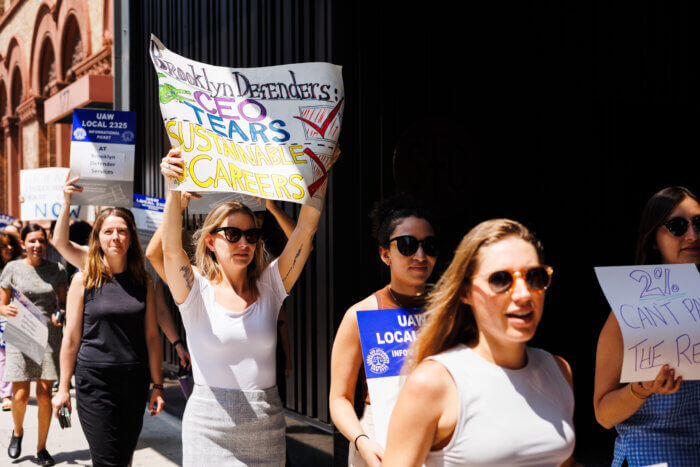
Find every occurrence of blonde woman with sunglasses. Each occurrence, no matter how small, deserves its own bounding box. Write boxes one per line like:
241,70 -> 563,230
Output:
382,219 -> 576,467
330,195 -> 438,467
160,147 -> 330,465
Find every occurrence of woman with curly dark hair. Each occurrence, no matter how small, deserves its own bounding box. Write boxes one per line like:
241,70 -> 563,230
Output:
330,195 -> 438,467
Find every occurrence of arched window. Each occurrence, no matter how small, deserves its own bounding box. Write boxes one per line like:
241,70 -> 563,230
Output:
38,39 -> 56,96
61,15 -> 83,82
10,67 -> 22,113
0,82 -> 6,117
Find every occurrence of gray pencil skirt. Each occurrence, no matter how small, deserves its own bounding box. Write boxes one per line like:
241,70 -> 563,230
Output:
182,384 -> 285,466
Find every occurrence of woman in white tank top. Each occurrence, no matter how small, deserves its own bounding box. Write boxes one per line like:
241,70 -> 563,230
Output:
383,219 -> 576,466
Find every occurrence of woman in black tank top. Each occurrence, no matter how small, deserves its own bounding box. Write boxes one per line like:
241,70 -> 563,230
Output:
52,208 -> 165,466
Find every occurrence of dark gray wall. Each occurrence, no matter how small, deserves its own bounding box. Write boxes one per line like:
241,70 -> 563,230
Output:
128,1 -> 700,465
129,0 -> 337,430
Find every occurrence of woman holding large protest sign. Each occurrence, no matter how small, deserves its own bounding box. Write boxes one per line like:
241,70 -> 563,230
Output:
0,224 -> 67,466
0,231 -> 22,411
160,147 -> 328,465
594,186 -> 700,466
51,208 -> 164,466
330,195 -> 438,467
382,219 -> 575,466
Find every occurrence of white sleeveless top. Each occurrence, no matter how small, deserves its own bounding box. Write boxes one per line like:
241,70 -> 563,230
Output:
177,259 -> 287,390
424,345 -> 575,467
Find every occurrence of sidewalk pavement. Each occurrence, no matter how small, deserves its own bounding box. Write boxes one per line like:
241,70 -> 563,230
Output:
0,381 -> 182,466
0,380 -> 334,466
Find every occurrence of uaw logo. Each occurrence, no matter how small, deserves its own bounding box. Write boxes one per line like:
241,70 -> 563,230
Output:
366,347 -> 390,375
122,130 -> 135,143
73,127 -> 87,140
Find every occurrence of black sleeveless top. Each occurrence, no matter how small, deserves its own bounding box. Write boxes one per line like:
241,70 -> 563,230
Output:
77,273 -> 148,367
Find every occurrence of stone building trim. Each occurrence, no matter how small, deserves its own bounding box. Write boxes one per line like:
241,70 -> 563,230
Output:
17,95 -> 43,123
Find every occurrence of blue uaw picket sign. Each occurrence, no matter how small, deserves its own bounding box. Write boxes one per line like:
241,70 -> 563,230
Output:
356,307 -> 427,447
69,108 -> 137,207
357,307 -> 425,379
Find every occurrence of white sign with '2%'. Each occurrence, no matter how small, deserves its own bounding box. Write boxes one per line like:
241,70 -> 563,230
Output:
595,264 -> 700,382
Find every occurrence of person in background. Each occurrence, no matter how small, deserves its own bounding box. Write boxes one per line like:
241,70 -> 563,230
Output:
0,231 -> 22,411
54,174 -> 191,369
51,208 -> 164,466
594,186 -> 700,466
0,224 -> 67,466
330,195 -> 438,467
4,220 -> 24,237
383,219 -> 575,466
256,202 -> 295,399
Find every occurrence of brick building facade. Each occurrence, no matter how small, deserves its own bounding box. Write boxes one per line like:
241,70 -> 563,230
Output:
0,0 -> 113,217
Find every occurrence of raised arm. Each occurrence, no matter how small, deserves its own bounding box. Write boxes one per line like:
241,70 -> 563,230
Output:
593,312 -> 681,429
276,194 -> 325,292
146,189 -> 199,283
161,148 -> 195,304
276,146 -> 338,291
51,273 -> 85,417
53,173 -> 88,269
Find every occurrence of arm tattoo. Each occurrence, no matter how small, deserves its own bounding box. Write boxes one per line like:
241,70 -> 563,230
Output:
180,265 -> 194,291
282,247 -> 303,282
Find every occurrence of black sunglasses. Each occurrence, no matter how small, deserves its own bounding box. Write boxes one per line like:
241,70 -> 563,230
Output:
387,235 -> 439,257
212,227 -> 262,244
483,266 -> 553,294
663,215 -> 700,237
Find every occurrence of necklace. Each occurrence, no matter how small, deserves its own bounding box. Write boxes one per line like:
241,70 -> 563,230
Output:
388,286 -> 427,309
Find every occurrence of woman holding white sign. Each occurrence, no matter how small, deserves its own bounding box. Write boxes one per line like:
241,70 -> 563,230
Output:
383,219 -> 576,466
594,186 -> 700,466
0,224 -> 67,466
160,147 -> 328,465
330,195 -> 438,467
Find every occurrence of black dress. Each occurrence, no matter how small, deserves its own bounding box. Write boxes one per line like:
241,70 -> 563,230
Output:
75,273 -> 150,467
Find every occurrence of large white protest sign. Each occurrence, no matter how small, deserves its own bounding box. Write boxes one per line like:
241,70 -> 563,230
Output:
4,288 -> 49,364
69,108 -> 136,207
149,35 -> 343,209
20,168 -> 89,221
357,308 -> 426,447
595,264 -> 700,382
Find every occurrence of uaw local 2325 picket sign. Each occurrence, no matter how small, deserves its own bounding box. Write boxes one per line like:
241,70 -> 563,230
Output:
595,264 -> 700,383
149,35 -> 343,208
357,308 -> 426,448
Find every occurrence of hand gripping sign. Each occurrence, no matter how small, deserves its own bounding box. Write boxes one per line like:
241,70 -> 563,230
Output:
4,289 -> 49,365
149,35 -> 344,209
595,264 -> 700,382
357,308 -> 426,448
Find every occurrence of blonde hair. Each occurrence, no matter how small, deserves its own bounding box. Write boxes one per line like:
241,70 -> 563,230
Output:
193,201 -> 267,298
404,218 -> 543,372
84,208 -> 148,290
